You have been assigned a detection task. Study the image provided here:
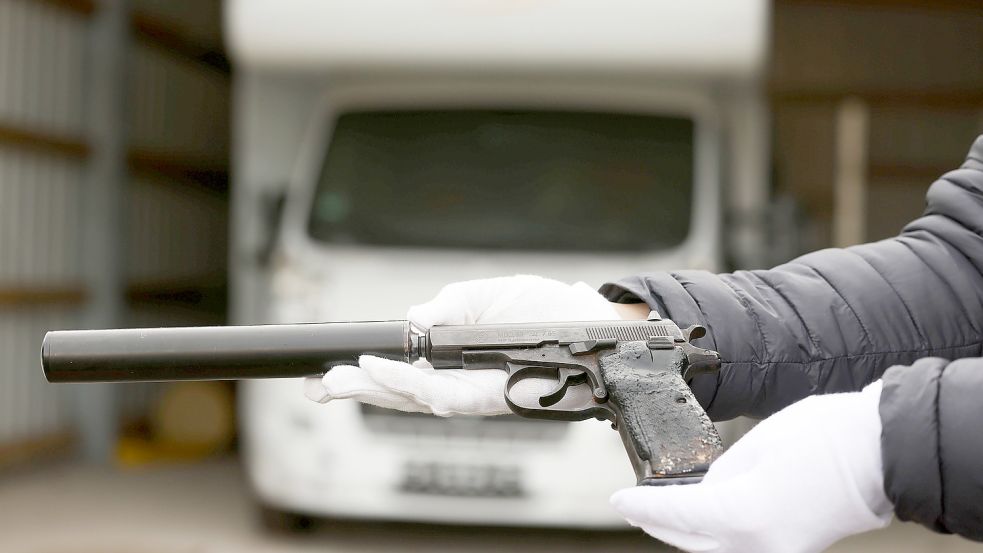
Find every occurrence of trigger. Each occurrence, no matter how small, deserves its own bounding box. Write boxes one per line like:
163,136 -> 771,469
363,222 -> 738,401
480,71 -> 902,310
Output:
538,368 -> 584,407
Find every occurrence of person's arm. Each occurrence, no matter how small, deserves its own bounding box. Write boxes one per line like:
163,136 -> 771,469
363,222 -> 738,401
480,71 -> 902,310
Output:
601,135 -> 983,421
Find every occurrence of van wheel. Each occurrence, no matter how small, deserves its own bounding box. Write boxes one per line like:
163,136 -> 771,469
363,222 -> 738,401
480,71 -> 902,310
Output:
258,506 -> 316,533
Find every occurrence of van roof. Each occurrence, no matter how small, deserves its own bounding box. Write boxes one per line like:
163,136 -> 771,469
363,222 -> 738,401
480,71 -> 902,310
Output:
226,0 -> 767,80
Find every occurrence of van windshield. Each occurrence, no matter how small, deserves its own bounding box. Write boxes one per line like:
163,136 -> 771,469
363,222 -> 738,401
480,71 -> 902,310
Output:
308,110 -> 693,251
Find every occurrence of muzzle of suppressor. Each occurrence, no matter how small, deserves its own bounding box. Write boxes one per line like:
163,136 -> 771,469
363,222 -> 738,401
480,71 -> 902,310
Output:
41,320 -> 416,383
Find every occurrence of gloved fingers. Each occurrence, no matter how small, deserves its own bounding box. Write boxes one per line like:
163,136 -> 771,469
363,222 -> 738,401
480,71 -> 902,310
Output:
311,355 -> 597,417
701,401 -> 813,484
478,278 -> 620,322
408,275 -> 539,327
363,354 -> 597,416
408,280 -> 480,328
610,484 -> 725,550
709,392 -> 870,484
570,281 -> 623,319
407,275 -> 621,329
313,364 -> 388,397
303,365 -> 384,403
358,355 -> 512,416
303,376 -> 332,403
700,425 -> 771,484
613,387 -> 892,553
307,364 -> 431,413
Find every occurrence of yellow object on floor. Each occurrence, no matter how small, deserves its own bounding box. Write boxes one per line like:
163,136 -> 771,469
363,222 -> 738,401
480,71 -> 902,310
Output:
117,381 -> 235,467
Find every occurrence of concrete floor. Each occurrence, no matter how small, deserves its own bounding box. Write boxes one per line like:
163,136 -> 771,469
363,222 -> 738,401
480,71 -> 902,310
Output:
0,459 -> 978,553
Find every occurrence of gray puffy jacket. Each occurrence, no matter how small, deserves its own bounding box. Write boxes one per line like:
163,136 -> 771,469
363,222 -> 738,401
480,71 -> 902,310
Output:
600,136 -> 983,541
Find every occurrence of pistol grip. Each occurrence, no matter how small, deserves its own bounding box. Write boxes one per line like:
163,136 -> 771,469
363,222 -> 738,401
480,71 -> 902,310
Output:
599,342 -> 724,486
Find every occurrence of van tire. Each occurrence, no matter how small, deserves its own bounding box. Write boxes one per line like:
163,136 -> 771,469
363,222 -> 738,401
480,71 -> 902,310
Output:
258,505 -> 316,533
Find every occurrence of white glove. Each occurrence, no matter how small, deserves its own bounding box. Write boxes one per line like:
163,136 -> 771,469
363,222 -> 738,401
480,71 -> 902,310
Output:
304,275 -> 621,416
610,381 -> 893,553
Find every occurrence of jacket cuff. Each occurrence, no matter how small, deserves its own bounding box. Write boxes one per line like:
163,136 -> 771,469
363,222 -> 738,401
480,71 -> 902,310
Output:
598,275 -> 669,320
934,358 -> 983,541
879,359 -> 949,533
599,273 -> 719,414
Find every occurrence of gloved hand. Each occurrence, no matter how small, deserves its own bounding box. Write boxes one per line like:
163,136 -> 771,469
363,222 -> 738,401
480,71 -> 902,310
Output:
304,275 -> 621,416
610,381 -> 893,553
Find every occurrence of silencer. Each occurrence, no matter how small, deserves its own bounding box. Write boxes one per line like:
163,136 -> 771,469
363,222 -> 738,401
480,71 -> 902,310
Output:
41,320 -> 414,383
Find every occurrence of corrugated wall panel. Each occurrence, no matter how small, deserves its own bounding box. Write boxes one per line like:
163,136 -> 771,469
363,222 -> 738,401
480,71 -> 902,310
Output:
0,0 -> 89,447
0,150 -> 85,283
867,108 -> 983,170
125,174 -> 227,283
131,0 -> 223,48
772,4 -> 983,93
865,108 -> 983,241
0,151 -> 86,443
129,43 -> 230,161
0,0 -> 230,455
0,308 -> 76,444
117,7 -> 230,424
119,174 -> 228,422
0,0 -> 87,136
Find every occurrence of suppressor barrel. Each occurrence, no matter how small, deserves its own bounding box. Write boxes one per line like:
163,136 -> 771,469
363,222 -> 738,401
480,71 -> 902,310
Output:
42,320 -> 415,383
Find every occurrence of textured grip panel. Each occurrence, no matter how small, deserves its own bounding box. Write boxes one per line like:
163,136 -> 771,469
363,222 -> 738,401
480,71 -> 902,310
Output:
600,342 -> 723,484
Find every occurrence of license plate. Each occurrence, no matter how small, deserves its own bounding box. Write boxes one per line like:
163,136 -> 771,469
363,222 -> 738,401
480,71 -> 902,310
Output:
400,461 -> 524,497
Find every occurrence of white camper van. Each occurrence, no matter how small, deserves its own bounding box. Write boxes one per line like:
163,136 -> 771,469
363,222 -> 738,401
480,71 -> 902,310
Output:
227,0 -> 769,528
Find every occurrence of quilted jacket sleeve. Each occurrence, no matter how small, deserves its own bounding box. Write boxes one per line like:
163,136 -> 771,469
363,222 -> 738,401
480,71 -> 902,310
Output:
600,136 -> 983,421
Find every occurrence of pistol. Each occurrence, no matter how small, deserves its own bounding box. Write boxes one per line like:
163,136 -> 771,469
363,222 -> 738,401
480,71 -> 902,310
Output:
41,314 -> 724,485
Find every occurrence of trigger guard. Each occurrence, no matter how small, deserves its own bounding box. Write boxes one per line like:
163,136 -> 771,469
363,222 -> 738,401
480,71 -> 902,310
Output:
503,366 -> 537,410
503,369 -> 529,415
503,364 -> 614,423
